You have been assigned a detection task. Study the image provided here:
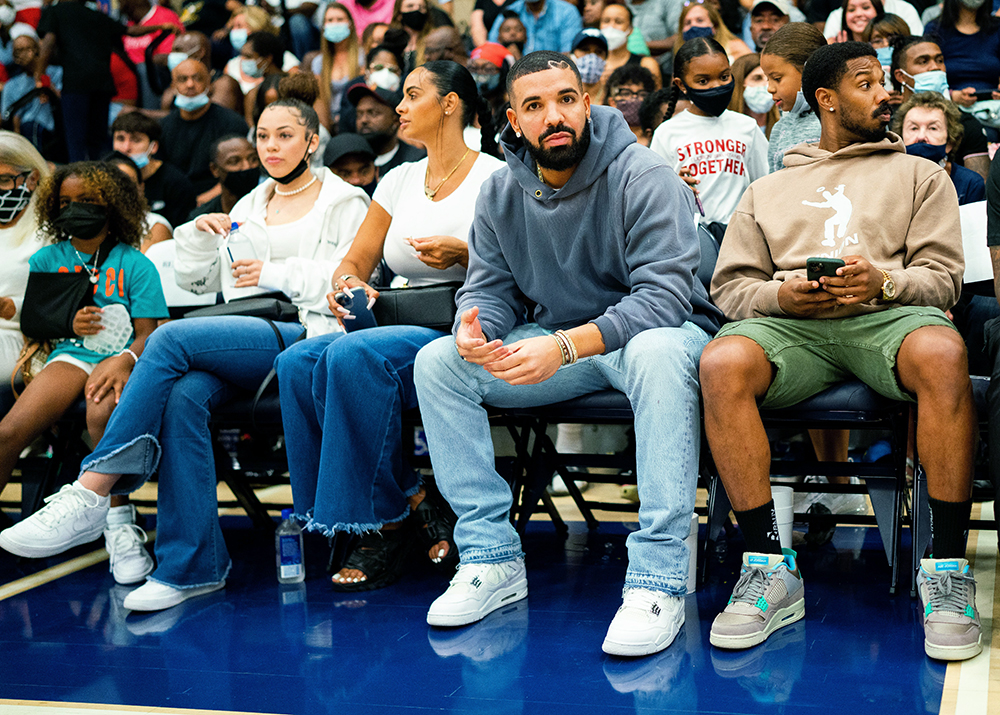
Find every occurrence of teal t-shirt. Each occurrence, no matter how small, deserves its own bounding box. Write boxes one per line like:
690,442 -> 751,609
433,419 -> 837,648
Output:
29,240 -> 169,363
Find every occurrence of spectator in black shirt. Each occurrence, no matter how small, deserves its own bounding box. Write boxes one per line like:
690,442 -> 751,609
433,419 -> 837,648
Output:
111,111 -> 197,229
158,58 -> 248,203
36,0 -> 177,161
187,134 -> 260,220
347,81 -> 425,175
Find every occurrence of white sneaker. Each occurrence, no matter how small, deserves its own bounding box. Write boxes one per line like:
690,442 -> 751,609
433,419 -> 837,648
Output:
602,587 -> 685,656
427,558 -> 528,627
105,512 -> 154,585
0,482 -> 109,558
548,473 -> 590,496
123,579 -> 226,612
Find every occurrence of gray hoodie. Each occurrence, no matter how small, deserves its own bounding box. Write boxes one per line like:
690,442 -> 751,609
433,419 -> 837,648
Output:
456,105 -> 722,352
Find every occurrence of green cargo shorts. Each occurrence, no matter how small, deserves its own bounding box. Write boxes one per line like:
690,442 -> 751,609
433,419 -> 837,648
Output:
713,306 -> 958,409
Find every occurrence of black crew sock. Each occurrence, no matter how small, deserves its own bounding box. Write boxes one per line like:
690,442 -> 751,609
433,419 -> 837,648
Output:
734,500 -> 783,555
928,496 -> 973,559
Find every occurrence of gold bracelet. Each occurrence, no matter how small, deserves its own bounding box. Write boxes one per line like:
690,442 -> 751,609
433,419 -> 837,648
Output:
551,334 -> 569,365
555,330 -> 578,364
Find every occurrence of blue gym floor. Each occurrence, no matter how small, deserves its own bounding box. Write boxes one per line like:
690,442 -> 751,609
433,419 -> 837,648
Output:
0,513 -> 963,715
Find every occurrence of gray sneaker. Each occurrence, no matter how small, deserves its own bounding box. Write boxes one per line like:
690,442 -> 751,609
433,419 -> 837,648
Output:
917,558 -> 982,661
710,550 -> 805,650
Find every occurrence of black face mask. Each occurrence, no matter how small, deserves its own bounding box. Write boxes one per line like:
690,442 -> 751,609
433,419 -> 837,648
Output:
360,178 -> 378,198
683,81 -> 735,118
265,136 -> 313,185
54,201 -> 107,240
401,9 -> 427,30
222,166 -> 261,198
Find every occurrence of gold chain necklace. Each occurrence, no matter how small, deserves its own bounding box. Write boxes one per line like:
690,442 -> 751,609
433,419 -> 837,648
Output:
424,147 -> 471,200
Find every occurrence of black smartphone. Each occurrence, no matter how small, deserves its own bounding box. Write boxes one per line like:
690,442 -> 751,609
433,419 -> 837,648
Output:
974,90 -> 996,101
806,257 -> 845,283
334,286 -> 378,332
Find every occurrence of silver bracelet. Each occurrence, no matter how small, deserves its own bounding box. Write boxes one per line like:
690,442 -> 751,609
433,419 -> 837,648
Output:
119,348 -> 138,364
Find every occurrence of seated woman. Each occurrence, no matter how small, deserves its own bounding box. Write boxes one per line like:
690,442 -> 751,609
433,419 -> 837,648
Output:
312,3 -> 363,131
0,160 -> 169,588
925,0 -> 1000,110
728,53 -> 779,139
0,98 -> 370,613
275,60 -> 503,591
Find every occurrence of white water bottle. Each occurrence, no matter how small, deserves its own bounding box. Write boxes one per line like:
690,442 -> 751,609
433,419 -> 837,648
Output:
275,509 -> 305,583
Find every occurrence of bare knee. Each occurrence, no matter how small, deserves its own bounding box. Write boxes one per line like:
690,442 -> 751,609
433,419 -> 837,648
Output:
86,398 -> 115,442
898,328 -> 970,395
699,336 -> 773,403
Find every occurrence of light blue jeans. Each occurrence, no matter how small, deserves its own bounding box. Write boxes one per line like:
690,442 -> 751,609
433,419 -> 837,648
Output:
413,322 -> 710,596
80,317 -> 305,589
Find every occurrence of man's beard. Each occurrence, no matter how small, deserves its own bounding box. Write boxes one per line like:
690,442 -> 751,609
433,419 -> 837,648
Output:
523,116 -> 591,172
360,130 -> 395,155
841,100 -> 890,143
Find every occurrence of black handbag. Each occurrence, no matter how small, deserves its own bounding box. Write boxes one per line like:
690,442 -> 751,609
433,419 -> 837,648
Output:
20,243 -> 114,340
184,291 -> 300,322
371,283 -> 462,332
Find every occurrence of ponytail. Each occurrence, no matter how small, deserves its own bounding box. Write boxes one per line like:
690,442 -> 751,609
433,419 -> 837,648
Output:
476,95 -> 500,158
663,83 -> 681,122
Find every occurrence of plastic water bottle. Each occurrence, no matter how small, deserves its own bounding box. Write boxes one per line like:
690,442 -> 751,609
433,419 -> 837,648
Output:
275,509 -> 304,583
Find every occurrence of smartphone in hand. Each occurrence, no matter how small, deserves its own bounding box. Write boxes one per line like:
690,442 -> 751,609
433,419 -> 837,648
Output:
806,257 -> 846,284
334,286 -> 378,332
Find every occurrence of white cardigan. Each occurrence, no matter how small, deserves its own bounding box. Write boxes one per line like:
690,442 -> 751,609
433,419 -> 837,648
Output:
174,168 -> 370,337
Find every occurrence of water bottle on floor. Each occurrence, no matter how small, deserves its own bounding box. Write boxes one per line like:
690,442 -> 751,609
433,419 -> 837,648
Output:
276,509 -> 304,583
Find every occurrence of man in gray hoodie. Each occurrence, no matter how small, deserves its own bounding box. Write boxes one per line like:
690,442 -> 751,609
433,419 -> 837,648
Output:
413,50 -> 722,657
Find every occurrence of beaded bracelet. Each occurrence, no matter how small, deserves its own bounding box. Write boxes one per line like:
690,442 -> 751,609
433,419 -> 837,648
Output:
119,348 -> 138,364
553,330 -> 578,365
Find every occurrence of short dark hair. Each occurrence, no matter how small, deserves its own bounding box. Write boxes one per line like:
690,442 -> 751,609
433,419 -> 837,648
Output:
639,87 -> 672,133
109,111 -> 161,143
603,0 -> 634,25
607,64 -> 655,97
506,50 -> 582,98
247,30 -> 284,63
889,34 -> 937,92
209,133 -> 250,166
801,41 -> 877,115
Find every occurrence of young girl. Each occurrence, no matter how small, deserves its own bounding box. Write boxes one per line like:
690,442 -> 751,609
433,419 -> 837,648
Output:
0,161 -> 168,584
650,37 -> 768,227
760,22 -> 827,173
729,53 -> 780,138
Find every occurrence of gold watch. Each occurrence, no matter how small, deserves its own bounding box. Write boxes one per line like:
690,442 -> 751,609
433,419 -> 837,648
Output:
878,269 -> 896,301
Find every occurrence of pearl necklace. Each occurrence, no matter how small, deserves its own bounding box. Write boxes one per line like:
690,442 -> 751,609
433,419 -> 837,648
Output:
72,245 -> 100,284
273,174 -> 318,197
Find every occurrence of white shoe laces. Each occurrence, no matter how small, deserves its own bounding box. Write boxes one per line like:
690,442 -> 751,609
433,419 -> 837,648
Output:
926,570 -> 975,615
34,485 -> 100,528
106,523 -> 149,563
622,588 -> 660,611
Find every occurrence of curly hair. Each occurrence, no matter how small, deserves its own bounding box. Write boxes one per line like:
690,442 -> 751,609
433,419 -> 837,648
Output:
35,161 -> 148,248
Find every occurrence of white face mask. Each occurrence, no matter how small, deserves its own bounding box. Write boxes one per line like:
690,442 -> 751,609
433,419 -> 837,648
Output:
368,67 -> 400,91
0,5 -> 16,26
743,85 -> 774,114
602,26 -> 629,51
167,51 -> 189,72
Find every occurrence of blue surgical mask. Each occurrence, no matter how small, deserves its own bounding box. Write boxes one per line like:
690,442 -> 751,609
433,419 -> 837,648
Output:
323,22 -> 351,44
230,27 -> 248,51
174,92 -> 211,111
473,72 -> 500,93
129,151 -> 150,169
790,89 -> 810,115
241,58 -> 264,78
902,69 -> 950,99
682,25 -> 715,42
574,52 -> 606,85
167,51 -> 188,72
906,141 -> 948,165
743,85 -> 774,114
875,45 -> 893,68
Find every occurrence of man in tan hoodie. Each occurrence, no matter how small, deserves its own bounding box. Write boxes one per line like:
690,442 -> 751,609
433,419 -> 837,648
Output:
701,41 -> 980,663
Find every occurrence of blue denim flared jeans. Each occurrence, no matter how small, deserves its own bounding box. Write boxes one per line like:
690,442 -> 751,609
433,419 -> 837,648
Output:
274,325 -> 447,535
413,322 -> 710,596
81,317 -> 305,589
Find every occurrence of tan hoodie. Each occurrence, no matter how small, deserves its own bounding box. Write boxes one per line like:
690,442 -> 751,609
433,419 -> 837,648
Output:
710,134 -> 964,321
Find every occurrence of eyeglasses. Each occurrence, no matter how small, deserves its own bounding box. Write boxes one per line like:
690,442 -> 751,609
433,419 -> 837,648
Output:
683,0 -> 706,7
614,88 -> 650,100
0,171 -> 30,190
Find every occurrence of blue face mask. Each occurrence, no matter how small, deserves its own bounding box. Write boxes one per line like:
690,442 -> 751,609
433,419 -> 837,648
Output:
682,25 -> 715,42
473,72 -> 500,93
875,46 -> 893,68
167,51 -> 188,72
906,141 -> 948,164
323,22 -> 351,44
175,92 -> 211,111
241,58 -> 264,78
129,151 -> 150,169
574,52 -> 606,85
230,28 -> 248,51
902,69 -> 949,99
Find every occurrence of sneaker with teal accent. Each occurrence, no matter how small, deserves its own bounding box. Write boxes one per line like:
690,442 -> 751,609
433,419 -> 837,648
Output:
710,549 -> 805,650
917,558 -> 982,661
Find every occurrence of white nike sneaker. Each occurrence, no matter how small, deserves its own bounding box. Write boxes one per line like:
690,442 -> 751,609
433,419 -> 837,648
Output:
104,505 -> 154,585
427,558 -> 528,627
602,587 -> 685,656
123,579 -> 226,612
0,482 -> 109,558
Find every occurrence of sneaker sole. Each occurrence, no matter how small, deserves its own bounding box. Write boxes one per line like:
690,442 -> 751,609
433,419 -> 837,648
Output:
0,525 -> 106,559
124,581 -> 226,612
426,578 -> 528,627
710,598 -> 805,650
602,612 -> 685,657
925,636 -> 983,661
112,557 -> 156,585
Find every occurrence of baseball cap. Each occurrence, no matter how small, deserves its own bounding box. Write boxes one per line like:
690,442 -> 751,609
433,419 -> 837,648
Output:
324,133 -> 375,168
571,28 -> 608,53
751,0 -> 791,16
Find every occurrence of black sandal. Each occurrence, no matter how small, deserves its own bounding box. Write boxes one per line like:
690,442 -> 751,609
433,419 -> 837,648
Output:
413,479 -> 458,572
330,528 -> 411,592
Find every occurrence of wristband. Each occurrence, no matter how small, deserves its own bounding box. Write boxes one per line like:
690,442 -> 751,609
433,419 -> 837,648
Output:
119,348 -> 138,364
339,274 -> 360,285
